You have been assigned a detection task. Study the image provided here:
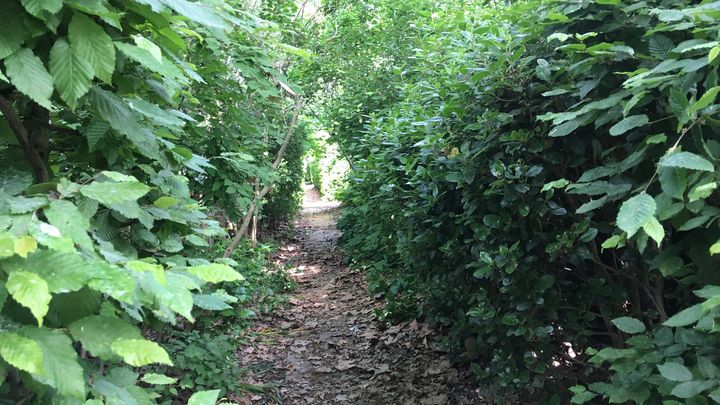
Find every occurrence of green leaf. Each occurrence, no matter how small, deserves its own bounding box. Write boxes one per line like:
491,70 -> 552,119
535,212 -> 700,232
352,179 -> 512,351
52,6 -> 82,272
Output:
643,217 -> 664,245
692,86 -> 720,111
671,380 -> 715,399
153,196 -> 178,209
658,362 -> 693,382
20,327 -> 86,398
5,48 -> 54,109
688,180 -> 717,202
126,98 -> 185,127
193,294 -> 232,311
88,87 -> 140,135
111,339 -> 172,367
188,389 -> 221,405
14,235 -> 38,258
20,0 -> 63,16
658,167 -> 687,200
7,271 -> 51,326
664,303 -> 704,327
115,42 -> 185,81
709,45 -> 720,62
140,373 -> 177,385
616,193 -> 656,237
649,35 -> 674,59
185,234 -> 209,247
84,119 -> 110,152
0,2 -> 29,59
609,114 -> 649,136
611,317 -> 646,334
69,316 -> 142,360
49,38 -> 94,109
162,0 -> 228,28
44,200 -> 94,250
549,119 -> 582,137
187,263 -> 244,283
660,152 -> 714,171
542,179 -> 569,192
5,250 -> 94,293
69,12 -> 116,83
0,233 -> 13,258
0,332 -> 44,375
81,181 -> 151,206
88,87 -> 159,158
710,241 -> 720,255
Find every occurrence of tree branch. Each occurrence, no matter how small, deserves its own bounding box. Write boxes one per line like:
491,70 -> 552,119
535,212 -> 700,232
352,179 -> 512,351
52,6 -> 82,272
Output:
224,97 -> 303,257
0,95 -> 49,182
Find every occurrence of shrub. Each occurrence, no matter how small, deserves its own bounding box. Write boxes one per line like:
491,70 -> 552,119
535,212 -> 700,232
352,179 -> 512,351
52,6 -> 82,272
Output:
330,0 -> 720,401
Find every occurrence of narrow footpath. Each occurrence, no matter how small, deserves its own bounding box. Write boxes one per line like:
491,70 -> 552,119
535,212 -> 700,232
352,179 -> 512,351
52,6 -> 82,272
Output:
237,187 -> 483,404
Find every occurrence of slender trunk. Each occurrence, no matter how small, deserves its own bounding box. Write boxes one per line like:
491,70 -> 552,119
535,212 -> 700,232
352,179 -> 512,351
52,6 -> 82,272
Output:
0,95 -> 49,182
224,97 -> 302,257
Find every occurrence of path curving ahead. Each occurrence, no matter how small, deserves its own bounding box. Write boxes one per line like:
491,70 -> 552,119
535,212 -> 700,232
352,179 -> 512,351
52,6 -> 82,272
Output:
237,187 -> 483,404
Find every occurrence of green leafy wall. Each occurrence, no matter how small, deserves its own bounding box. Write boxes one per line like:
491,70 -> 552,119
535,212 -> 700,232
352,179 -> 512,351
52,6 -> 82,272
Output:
320,0 -> 720,402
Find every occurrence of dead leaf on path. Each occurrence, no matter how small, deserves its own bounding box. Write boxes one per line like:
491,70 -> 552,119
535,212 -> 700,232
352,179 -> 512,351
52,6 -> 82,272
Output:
336,359 -> 356,371
372,363 -> 390,377
426,359 -> 451,375
421,394 -> 448,404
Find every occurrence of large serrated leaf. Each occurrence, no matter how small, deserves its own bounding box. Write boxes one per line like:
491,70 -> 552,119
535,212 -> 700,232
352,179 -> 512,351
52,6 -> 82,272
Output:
84,119 -> 111,151
69,316 -> 142,360
609,114 -> 648,136
193,294 -> 233,311
49,38 -> 93,109
5,48 -> 54,109
111,339 -> 172,367
616,193 -> 656,237
20,0 -> 63,17
115,42 -> 185,82
0,2 -> 29,59
660,151 -> 714,171
44,200 -> 94,250
611,317 -> 646,334
187,263 -> 244,283
649,35 -> 674,59
188,390 -> 221,405
7,271 -> 51,326
5,250 -> 95,293
657,362 -> 693,382
20,327 -> 86,398
0,332 -> 44,375
664,303 -> 704,327
126,98 -> 185,127
69,13 -> 115,83
161,0 -> 228,28
80,181 -> 151,206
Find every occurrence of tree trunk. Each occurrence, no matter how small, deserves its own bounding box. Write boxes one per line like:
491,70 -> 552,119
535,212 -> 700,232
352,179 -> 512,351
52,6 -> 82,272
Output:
0,95 -> 50,182
224,97 -> 302,257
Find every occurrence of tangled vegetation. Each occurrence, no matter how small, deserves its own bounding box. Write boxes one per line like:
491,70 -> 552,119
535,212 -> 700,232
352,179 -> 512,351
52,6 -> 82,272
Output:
298,0 -> 720,402
0,0 -> 308,403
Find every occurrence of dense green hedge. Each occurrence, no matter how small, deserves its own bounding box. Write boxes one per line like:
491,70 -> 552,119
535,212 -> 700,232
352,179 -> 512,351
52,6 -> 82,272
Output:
335,0 -> 720,401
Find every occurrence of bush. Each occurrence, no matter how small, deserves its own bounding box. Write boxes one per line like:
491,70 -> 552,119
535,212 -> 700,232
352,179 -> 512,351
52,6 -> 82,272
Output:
332,0 -> 720,401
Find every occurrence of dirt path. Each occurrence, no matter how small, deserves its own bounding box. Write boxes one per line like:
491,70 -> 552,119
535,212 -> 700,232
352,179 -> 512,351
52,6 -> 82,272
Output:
238,187 -> 483,404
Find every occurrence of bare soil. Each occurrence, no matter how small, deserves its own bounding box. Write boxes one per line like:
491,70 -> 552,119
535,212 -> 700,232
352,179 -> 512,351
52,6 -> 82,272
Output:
236,187 -> 485,404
